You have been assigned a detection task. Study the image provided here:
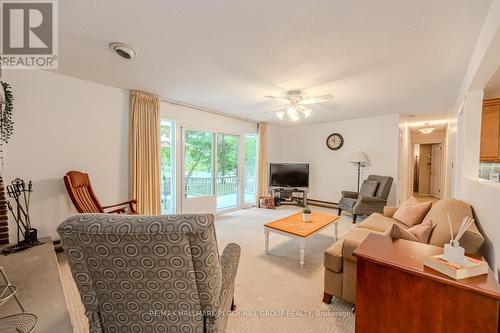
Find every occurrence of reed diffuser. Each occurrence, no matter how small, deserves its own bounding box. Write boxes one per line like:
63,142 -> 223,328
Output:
444,213 -> 475,264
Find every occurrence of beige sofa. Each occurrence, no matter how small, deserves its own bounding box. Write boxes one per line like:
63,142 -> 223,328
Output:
323,198 -> 485,305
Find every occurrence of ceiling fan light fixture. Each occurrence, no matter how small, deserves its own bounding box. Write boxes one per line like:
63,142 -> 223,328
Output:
287,106 -> 298,116
266,90 -> 331,122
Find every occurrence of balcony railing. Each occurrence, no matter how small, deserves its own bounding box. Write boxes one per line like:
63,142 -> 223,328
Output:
160,175 -> 256,212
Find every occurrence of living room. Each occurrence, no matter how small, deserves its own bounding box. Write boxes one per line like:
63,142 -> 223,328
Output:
1,1 -> 500,332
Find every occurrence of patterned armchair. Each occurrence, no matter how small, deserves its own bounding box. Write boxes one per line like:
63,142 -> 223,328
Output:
57,213 -> 240,333
338,175 -> 393,223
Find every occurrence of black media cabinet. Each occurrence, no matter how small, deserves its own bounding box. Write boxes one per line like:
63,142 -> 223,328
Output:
271,188 -> 308,207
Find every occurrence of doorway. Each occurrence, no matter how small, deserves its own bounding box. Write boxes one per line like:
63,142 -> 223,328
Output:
412,143 -> 442,199
179,127 -> 257,213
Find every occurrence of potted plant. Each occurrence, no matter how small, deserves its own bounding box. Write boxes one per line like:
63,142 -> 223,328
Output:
302,207 -> 312,222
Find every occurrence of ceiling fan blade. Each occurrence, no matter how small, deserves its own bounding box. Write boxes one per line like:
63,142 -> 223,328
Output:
299,94 -> 333,105
262,106 -> 290,113
264,95 -> 290,103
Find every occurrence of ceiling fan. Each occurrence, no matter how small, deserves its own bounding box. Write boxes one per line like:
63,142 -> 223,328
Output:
264,90 -> 333,122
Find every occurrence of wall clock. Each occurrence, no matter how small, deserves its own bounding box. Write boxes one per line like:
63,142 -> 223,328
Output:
326,133 -> 344,150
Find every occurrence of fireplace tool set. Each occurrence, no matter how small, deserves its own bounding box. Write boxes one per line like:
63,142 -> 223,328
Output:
2,178 -> 41,254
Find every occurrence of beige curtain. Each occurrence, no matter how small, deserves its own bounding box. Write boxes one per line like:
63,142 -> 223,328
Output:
256,123 -> 268,201
129,90 -> 161,215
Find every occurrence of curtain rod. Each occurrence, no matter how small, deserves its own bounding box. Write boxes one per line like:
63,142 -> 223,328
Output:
131,89 -> 258,125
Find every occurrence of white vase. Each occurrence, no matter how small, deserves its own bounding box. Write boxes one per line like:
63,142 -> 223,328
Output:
443,241 -> 465,264
302,213 -> 312,222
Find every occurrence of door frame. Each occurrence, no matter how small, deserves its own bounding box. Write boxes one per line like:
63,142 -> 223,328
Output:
409,138 -> 446,199
430,143 -> 443,198
160,119 -> 176,214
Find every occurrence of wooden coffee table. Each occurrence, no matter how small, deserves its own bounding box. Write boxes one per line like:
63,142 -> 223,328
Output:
264,211 -> 340,268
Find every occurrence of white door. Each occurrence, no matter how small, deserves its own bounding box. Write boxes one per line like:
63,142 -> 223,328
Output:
181,128 -> 216,213
430,143 -> 442,198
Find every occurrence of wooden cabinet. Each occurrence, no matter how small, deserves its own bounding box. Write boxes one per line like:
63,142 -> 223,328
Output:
354,234 -> 500,333
481,99 -> 500,162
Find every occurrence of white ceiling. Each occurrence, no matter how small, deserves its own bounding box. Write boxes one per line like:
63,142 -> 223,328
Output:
55,0 -> 491,126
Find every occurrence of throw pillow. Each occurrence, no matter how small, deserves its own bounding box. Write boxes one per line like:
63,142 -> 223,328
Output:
359,180 -> 379,197
384,223 -> 417,242
408,218 -> 433,243
393,198 -> 432,227
385,219 -> 434,244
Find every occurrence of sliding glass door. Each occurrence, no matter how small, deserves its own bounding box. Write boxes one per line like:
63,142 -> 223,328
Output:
180,127 -> 257,213
184,129 -> 214,198
160,120 -> 175,214
216,133 -> 239,210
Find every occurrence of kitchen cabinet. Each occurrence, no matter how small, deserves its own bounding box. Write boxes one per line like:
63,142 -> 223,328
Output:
480,99 -> 500,162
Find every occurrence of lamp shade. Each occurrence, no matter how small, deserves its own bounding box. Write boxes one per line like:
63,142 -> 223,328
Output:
349,151 -> 368,163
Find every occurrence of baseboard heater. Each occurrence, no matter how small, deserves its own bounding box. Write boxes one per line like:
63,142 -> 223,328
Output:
307,198 -> 338,209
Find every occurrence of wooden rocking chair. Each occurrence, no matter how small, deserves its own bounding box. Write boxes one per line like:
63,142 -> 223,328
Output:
63,171 -> 138,214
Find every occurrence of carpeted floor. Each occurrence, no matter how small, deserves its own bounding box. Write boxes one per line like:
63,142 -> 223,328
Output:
57,206 -> 358,333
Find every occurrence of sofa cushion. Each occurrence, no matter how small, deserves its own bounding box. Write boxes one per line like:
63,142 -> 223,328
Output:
426,198 -> 484,253
339,197 -> 357,208
343,227 -> 383,262
358,213 -> 396,232
324,239 -> 344,273
358,213 -> 410,231
383,206 -> 398,218
359,180 -> 379,197
393,198 -> 432,227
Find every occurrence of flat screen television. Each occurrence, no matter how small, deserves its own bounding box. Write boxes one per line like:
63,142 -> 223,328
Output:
269,163 -> 309,188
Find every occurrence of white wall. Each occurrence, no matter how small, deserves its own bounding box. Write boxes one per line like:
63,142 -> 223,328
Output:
447,0 -> 500,278
267,114 -> 400,205
3,69 -> 129,240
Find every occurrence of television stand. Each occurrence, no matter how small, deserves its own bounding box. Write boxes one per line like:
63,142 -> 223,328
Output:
271,188 -> 307,207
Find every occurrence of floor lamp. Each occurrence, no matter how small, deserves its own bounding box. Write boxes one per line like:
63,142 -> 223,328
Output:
350,151 -> 369,192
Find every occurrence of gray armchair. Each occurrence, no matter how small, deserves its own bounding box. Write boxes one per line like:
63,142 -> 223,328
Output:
338,175 -> 393,223
57,213 -> 240,333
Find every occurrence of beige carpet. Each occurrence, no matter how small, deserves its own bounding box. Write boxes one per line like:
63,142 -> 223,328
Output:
58,206 -> 358,333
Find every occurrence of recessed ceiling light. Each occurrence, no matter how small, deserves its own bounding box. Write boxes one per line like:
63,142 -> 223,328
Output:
109,42 -> 137,60
418,122 -> 435,134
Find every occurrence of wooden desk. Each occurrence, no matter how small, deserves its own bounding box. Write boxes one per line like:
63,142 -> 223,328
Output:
353,234 -> 500,333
